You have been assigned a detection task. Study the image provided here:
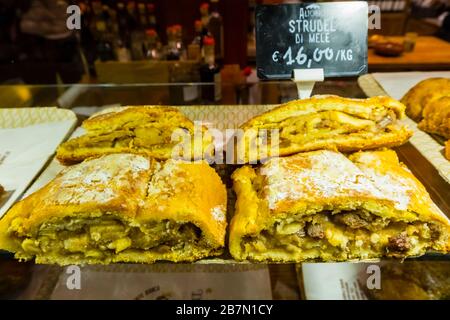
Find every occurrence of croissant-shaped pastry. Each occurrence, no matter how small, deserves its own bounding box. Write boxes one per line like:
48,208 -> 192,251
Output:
401,78 -> 450,121
56,106 -> 211,165
0,154 -> 227,265
236,95 -> 412,163
229,149 -> 450,262
418,96 -> 450,139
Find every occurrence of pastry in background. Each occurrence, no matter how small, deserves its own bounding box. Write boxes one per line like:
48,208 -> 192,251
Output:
56,106 -> 212,165
401,78 -> 450,121
229,149 -> 450,262
364,261 -> 450,300
0,154 -> 227,265
418,96 -> 450,139
237,95 -> 412,163
368,34 -> 387,48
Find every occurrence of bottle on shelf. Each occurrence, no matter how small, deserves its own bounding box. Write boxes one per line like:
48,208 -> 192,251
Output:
208,0 -> 224,61
188,20 -> 203,60
130,30 -> 146,60
91,1 -> 115,61
125,0 -> 145,61
137,1 -> 148,29
166,25 -> 180,60
147,3 -> 157,29
116,1 -> 132,47
91,1 -> 105,36
200,2 -> 210,30
96,32 -> 116,61
144,28 -> 161,60
200,36 -> 221,102
116,39 -> 132,62
126,1 -> 139,31
174,24 -> 187,61
193,20 -> 203,46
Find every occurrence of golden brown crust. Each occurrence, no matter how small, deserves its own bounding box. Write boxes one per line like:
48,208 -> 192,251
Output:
401,78 -> 450,121
82,106 -> 188,131
418,96 -> 450,139
56,106 -> 211,165
0,154 -> 227,264
242,96 -> 407,127
237,95 -> 412,163
229,149 -> 450,262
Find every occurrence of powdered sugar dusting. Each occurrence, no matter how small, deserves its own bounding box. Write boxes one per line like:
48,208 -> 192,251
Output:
147,159 -> 188,198
358,167 -> 411,210
262,150 -> 412,211
211,205 -> 226,222
47,154 -> 150,205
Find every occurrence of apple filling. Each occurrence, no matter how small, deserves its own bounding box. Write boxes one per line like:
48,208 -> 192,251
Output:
8,216 -> 215,264
63,127 -> 177,151
256,110 -> 398,147
241,209 -> 446,262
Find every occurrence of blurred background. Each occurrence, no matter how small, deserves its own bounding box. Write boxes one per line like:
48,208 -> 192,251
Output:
0,0 -> 449,85
0,0 -> 449,108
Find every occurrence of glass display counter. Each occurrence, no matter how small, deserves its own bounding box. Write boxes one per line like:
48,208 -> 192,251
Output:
0,79 -> 448,300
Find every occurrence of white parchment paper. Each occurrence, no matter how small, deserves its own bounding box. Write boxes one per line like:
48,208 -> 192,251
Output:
0,119 -> 76,217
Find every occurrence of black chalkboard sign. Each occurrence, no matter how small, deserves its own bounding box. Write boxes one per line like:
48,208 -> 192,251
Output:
256,2 -> 368,79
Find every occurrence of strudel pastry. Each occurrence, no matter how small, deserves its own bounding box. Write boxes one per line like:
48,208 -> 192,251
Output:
0,154 -> 227,265
237,96 -> 412,163
229,149 -> 450,262
418,96 -> 450,139
401,78 -> 450,121
56,106 -> 211,165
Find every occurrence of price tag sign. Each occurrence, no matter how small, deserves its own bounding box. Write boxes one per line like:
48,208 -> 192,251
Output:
256,2 -> 368,79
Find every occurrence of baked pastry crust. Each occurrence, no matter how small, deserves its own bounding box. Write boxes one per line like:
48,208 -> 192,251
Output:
237,95 -> 412,163
229,149 -> 450,262
56,106 -> 211,165
0,154 -> 227,265
418,96 -> 450,139
401,78 -> 450,121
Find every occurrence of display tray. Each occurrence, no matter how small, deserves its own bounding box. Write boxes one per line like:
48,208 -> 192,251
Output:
0,108 -> 77,218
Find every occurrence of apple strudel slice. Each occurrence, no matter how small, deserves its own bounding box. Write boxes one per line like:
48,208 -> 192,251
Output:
56,106 -> 211,165
230,149 -> 450,262
237,96 -> 412,163
0,154 -> 227,265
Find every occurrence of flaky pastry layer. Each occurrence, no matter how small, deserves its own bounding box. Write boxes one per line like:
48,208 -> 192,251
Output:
56,106 -> 211,165
237,95 -> 412,163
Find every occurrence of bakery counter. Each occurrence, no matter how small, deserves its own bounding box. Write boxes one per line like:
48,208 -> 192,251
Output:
0,79 -> 449,300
